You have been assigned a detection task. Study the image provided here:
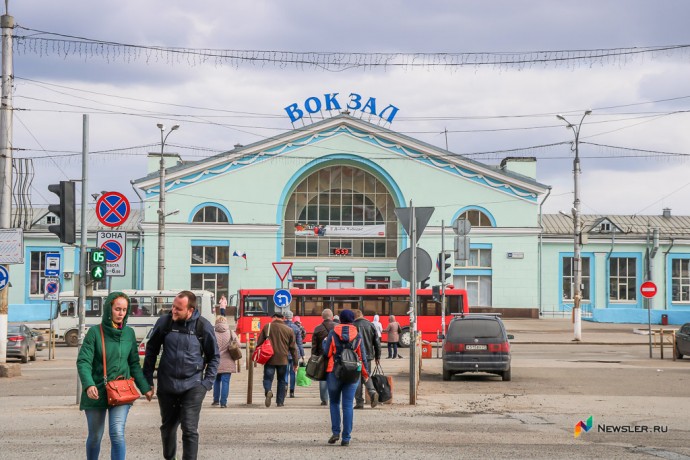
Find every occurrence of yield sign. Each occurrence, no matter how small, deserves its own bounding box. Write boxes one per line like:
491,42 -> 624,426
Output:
272,262 -> 293,281
395,207 -> 434,243
96,192 -> 131,227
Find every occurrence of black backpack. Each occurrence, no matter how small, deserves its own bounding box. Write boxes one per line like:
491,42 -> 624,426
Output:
333,333 -> 362,384
159,313 -> 207,357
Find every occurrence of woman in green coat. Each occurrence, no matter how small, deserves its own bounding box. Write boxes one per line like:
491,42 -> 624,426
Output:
76,291 -> 153,460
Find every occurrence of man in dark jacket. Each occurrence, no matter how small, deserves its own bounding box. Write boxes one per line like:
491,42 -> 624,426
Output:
284,311 -> 305,398
256,312 -> 298,407
144,291 -> 219,460
311,308 -> 335,405
353,309 -> 380,409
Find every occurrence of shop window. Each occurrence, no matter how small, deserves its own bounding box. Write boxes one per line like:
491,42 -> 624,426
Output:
562,256 -> 591,301
191,246 -> 229,265
457,275 -> 492,307
671,259 -> 690,302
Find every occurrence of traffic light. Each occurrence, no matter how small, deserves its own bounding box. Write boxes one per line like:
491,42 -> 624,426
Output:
432,285 -> 441,303
89,248 -> 106,282
48,181 -> 76,244
438,252 -> 452,284
420,277 -> 430,289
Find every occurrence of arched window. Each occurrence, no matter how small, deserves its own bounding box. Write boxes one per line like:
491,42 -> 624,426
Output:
192,206 -> 229,223
283,165 -> 397,258
458,209 -> 493,227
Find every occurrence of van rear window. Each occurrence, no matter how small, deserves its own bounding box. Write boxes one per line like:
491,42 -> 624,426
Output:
447,319 -> 502,341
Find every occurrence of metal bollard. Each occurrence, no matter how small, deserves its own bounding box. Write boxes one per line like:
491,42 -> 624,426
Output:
246,334 -> 256,405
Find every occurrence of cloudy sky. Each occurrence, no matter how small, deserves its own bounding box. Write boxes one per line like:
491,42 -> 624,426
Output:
8,0 -> 690,219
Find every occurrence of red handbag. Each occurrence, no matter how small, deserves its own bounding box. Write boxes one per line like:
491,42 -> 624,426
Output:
100,325 -> 141,406
252,323 -> 275,365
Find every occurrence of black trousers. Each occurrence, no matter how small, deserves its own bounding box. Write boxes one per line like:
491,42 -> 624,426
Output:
157,384 -> 207,460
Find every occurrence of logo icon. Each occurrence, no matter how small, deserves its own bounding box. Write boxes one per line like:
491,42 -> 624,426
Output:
574,416 -> 593,438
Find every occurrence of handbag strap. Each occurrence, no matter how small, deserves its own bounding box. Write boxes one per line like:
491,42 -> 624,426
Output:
267,322 -> 271,338
374,362 -> 385,376
99,324 -> 108,384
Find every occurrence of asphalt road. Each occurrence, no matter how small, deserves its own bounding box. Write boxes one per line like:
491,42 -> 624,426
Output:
0,343 -> 688,459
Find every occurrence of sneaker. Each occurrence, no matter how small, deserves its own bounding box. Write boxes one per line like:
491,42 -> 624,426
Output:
341,440 -> 350,447
370,393 -> 378,408
289,390 -> 295,398
321,401 -> 328,406
220,404 -> 227,408
211,401 -> 219,406
265,391 -> 273,408
277,403 -> 284,407
328,434 -> 340,444
354,404 -> 364,410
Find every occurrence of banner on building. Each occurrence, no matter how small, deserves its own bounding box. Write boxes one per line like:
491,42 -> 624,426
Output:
294,224 -> 385,238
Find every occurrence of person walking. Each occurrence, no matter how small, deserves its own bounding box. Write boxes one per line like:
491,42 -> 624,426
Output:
218,294 -> 228,317
77,291 -> 154,460
212,316 -> 240,408
256,312 -> 298,407
385,315 -> 403,359
323,309 -> 369,447
353,310 -> 380,409
311,308 -> 335,406
284,311 -> 305,398
143,291 -> 219,460
372,314 -> 383,339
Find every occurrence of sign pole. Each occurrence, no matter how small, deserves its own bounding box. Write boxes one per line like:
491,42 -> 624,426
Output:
77,114 -> 89,405
409,203 -> 416,405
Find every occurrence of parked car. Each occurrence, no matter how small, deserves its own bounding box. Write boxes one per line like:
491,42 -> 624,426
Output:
138,328 -> 160,369
674,323 -> 690,359
442,314 -> 513,381
7,324 -> 37,363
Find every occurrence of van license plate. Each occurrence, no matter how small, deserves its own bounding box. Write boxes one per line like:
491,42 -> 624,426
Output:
465,344 -> 487,350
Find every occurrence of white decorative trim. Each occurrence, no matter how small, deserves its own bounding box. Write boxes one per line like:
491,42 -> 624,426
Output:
314,266 -> 331,272
351,267 -> 369,273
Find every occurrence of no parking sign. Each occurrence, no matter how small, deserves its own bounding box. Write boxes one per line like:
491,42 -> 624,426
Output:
97,231 -> 126,277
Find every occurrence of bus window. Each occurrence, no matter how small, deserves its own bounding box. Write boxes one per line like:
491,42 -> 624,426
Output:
154,296 -> 176,316
85,297 -> 101,317
332,297 -> 361,316
244,297 -> 269,316
302,296 -> 330,316
419,296 -> 441,316
446,295 -> 462,314
60,301 -> 76,317
361,297 -> 386,316
129,297 -> 143,316
390,296 -> 408,316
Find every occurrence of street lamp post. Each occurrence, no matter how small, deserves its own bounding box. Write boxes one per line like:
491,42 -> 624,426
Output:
556,110 -> 591,342
157,123 -> 180,291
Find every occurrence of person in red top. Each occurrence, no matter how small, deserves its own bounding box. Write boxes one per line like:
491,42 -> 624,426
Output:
323,309 -> 369,447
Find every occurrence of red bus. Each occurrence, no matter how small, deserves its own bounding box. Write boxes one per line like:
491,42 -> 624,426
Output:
234,288 -> 469,346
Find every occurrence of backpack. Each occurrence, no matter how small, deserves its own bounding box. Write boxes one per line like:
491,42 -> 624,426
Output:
159,313 -> 207,357
333,332 -> 362,384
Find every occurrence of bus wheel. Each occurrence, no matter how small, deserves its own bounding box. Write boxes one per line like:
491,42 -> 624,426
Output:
399,327 -> 411,348
65,330 -> 79,347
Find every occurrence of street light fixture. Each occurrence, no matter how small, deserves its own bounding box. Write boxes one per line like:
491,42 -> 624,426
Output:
556,110 -> 591,341
157,123 -> 180,291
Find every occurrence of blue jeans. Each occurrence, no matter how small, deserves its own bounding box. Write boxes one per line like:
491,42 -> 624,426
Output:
327,372 -> 358,442
319,380 -> 329,403
286,359 -> 296,391
263,364 -> 287,404
84,404 -> 131,460
213,373 -> 232,406
388,342 -> 399,358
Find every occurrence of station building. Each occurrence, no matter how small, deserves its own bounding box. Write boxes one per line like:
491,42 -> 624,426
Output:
8,113 -> 690,323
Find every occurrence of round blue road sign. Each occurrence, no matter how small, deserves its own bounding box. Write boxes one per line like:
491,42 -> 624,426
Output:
96,192 -> 130,228
273,289 -> 292,308
46,281 -> 59,294
0,266 -> 8,291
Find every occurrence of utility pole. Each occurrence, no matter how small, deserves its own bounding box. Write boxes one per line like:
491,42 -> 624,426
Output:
409,203 -> 417,405
0,6 -> 14,364
556,110 -> 591,342
156,123 -> 179,291
76,115 -> 88,404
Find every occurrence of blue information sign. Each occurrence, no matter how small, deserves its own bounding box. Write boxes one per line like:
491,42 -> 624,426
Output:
45,253 -> 61,277
273,289 -> 292,308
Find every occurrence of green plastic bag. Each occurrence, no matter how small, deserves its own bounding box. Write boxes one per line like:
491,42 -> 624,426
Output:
296,364 -> 312,387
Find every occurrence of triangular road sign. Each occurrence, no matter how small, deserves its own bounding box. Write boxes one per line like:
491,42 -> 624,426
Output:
272,262 -> 293,281
395,207 -> 434,243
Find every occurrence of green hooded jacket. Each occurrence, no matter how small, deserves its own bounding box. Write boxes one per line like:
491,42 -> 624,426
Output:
76,291 -> 151,410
